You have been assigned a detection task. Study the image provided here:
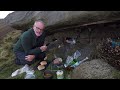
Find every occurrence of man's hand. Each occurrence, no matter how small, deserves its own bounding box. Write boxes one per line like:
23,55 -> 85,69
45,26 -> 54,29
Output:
25,55 -> 35,61
40,45 -> 47,52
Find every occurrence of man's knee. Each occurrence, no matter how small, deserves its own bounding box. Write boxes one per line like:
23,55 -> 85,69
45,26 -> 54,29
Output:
14,51 -> 46,65
14,51 -> 34,65
15,58 -> 35,65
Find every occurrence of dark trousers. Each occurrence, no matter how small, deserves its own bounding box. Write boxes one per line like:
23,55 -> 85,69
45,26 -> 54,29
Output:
14,51 -> 46,65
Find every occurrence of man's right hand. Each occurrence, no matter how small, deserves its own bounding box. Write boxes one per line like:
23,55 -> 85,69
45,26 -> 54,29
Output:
40,45 -> 47,52
25,55 -> 35,62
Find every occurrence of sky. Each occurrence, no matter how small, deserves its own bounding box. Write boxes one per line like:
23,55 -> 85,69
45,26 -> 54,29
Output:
0,11 -> 14,19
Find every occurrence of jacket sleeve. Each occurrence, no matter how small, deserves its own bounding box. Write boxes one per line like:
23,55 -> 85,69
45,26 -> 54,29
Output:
21,33 -> 42,56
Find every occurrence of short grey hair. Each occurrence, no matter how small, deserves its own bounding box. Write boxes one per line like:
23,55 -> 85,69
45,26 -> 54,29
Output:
34,19 -> 45,26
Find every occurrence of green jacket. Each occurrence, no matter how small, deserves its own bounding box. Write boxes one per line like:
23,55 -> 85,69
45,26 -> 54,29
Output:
13,28 -> 46,56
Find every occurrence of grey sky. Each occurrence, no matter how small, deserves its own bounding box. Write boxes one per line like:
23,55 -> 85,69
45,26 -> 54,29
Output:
0,11 -> 14,19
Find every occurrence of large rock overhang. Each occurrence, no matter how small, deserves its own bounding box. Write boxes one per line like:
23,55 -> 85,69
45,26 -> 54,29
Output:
4,11 -> 120,35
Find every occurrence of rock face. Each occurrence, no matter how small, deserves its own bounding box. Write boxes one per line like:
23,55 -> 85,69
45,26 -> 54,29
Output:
71,59 -> 119,79
0,19 -> 17,39
4,11 -> 120,32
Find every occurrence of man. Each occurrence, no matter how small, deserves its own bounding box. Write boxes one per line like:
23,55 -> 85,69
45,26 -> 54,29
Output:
13,20 -> 47,65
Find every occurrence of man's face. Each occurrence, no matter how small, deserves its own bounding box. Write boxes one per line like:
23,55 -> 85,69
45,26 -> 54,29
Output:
33,22 -> 45,37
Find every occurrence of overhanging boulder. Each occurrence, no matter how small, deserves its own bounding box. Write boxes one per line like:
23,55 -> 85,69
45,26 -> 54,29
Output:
4,11 -> 120,33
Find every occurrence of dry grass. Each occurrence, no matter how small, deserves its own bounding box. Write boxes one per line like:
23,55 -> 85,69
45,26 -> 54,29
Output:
0,30 -> 22,79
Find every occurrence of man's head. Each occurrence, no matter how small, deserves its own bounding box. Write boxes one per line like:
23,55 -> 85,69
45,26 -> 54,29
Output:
33,20 -> 45,37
